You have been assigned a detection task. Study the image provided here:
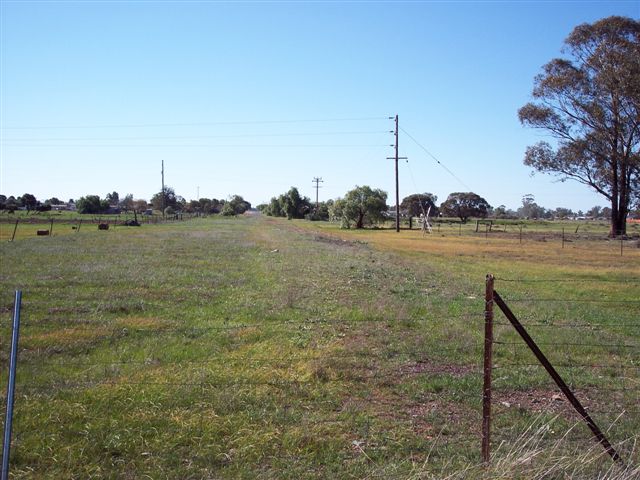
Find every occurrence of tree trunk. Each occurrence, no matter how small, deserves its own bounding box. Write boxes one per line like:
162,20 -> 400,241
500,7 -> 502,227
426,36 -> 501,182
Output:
356,212 -> 364,229
610,207 -> 627,237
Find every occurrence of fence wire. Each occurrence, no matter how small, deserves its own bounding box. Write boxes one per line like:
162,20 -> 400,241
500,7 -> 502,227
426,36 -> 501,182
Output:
487,277 -> 639,464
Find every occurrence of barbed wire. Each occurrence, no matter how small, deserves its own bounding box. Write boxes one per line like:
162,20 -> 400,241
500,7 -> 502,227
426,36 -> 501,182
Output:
493,340 -> 638,349
492,363 -> 640,370
497,298 -> 640,305
494,277 -> 640,284
493,321 -> 639,329
11,350 -> 485,371
1,318 -> 487,332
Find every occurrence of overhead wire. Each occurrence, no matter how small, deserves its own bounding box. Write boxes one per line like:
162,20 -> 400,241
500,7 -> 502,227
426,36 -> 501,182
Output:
399,126 -> 473,191
1,116 -> 390,130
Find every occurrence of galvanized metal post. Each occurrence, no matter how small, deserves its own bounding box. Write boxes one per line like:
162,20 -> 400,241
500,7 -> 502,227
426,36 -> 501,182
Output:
2,291 -> 22,480
482,275 -> 494,464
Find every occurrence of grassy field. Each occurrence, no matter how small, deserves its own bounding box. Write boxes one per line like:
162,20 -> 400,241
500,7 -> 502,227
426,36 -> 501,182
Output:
0,215 -> 638,478
0,211 -> 176,242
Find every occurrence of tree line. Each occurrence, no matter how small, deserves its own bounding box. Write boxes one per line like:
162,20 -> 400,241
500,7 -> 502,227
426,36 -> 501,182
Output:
0,190 -> 251,216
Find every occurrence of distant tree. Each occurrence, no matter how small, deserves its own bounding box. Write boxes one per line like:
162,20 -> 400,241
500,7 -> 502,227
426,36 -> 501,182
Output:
151,187 -> 178,212
333,186 -> 388,229
36,203 -> 52,212
400,193 -> 439,217
20,193 -> 38,212
307,200 -> 332,221
133,199 -> 148,213
5,196 -> 18,212
440,192 -> 491,222
45,197 -> 62,205
517,194 -> 547,219
185,199 -> 200,213
265,196 -> 285,217
119,194 -> 134,213
106,191 -> 120,205
554,207 -> 574,219
518,16 -> 640,237
262,188 -> 311,219
0,195 -> 6,210
221,195 -> 251,216
586,205 -> 603,218
76,195 -> 110,214
492,205 -> 513,219
283,187 -> 311,219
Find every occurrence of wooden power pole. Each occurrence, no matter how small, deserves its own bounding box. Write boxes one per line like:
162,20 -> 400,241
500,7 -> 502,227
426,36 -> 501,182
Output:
387,115 -> 407,232
161,160 -> 165,219
312,177 -> 323,209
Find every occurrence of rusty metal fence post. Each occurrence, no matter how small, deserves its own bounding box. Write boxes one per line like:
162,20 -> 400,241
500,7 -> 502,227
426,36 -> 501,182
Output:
482,274 -> 494,464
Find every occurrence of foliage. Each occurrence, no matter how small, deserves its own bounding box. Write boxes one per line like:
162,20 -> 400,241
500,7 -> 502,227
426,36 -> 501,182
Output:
400,193 -> 439,217
306,200 -> 332,221
132,199 -> 148,213
221,195 -> 251,216
119,194 -> 134,213
517,194 -> 548,219
518,16 -> 640,236
151,186 -> 179,212
440,192 -> 491,222
20,193 -> 38,211
76,195 -> 110,214
264,187 -> 311,219
106,191 -> 120,205
186,198 -> 224,214
492,205 -> 517,219
333,185 -> 388,229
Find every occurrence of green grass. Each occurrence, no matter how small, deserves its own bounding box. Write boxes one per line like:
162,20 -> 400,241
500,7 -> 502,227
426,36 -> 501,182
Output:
0,215 -> 638,478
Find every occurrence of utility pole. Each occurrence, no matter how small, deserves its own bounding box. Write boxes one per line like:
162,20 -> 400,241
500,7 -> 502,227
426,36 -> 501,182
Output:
312,177 -> 323,209
161,160 -> 165,219
387,115 -> 407,232
197,186 -> 200,201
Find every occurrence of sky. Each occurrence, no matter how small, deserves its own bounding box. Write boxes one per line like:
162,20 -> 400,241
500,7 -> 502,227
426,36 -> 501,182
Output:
1,0 -> 639,211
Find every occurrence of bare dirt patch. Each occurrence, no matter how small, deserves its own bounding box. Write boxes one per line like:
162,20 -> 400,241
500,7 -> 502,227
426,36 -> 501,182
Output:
492,387 -> 636,420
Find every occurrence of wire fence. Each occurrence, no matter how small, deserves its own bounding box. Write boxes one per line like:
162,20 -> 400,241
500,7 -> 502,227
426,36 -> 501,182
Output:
484,276 -> 639,465
1,274 -> 638,475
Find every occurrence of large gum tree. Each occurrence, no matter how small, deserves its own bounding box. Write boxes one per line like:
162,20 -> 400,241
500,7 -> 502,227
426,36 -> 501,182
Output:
518,16 -> 640,237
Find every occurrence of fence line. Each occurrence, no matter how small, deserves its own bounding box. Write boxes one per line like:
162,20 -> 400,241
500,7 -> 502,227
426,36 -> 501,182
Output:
482,274 -> 637,466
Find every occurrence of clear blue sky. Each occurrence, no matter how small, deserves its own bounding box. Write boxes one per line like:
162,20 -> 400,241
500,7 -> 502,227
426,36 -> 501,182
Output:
1,0 -> 638,211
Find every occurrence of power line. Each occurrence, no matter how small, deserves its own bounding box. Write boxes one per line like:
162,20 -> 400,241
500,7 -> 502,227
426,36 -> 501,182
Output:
1,116 -> 390,130
2,143 -> 390,148
399,126 -> 472,191
0,131 -> 390,142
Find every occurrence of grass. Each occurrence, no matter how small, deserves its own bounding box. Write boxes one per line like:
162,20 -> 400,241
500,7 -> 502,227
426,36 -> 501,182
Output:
0,215 -> 638,478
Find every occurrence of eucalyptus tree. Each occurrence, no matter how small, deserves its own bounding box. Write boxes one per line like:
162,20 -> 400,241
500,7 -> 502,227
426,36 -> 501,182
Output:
518,16 -> 640,236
